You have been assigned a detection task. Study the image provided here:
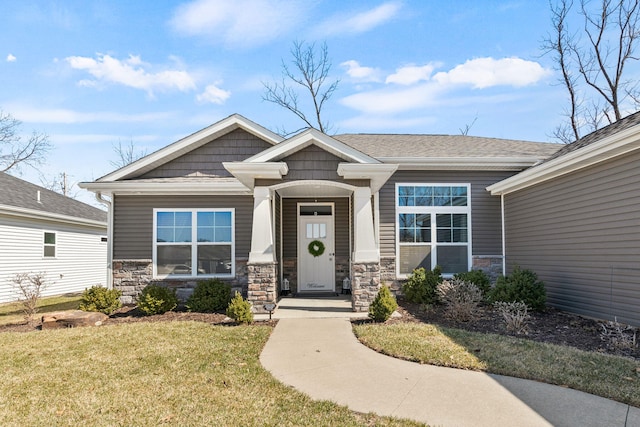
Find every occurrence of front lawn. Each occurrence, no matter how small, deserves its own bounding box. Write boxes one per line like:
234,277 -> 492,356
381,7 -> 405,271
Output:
353,322 -> 640,407
0,322 -> 422,427
0,294 -> 82,326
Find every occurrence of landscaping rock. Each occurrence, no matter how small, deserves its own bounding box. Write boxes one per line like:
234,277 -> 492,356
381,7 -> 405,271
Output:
41,310 -> 108,330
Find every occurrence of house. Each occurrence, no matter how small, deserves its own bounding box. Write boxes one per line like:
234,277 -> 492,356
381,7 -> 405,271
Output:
488,111 -> 640,326
79,114 -> 559,312
0,172 -> 108,303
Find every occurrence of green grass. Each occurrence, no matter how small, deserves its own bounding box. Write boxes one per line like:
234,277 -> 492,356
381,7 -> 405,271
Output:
0,294 -> 82,326
0,322 -> 423,427
354,322 -> 640,407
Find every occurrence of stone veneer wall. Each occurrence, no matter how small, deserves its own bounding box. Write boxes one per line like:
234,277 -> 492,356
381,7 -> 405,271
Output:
112,259 -> 249,304
472,256 -> 503,281
351,261 -> 381,312
246,262 -> 278,313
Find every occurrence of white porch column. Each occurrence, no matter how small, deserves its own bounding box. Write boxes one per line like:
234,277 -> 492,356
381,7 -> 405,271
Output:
353,187 -> 379,262
249,186 -> 275,263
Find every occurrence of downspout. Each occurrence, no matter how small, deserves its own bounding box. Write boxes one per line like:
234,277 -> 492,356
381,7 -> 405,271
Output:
501,193 -> 506,276
95,191 -> 114,289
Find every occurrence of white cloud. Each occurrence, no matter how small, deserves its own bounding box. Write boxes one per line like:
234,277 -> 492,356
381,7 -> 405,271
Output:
341,60 -> 382,82
433,57 -> 552,89
385,63 -> 439,85
316,1 -> 402,36
341,56 -> 551,116
6,54 -> 16,62
197,83 -> 231,104
9,106 -> 173,124
171,0 -> 306,48
65,54 -> 197,95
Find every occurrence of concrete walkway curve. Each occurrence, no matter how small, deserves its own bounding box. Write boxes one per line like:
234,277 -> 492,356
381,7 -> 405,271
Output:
260,317 -> 640,427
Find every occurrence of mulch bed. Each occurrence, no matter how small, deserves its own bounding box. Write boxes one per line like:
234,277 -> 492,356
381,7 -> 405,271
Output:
2,300 -> 637,360
390,298 -> 639,360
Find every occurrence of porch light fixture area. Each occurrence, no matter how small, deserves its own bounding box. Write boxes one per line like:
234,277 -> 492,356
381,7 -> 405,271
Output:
337,163 -> 398,192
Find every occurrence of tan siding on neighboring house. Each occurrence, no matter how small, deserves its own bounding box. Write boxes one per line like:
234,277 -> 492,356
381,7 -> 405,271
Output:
281,197 -> 350,259
113,195 -> 254,260
140,129 -> 273,178
378,170 -> 516,257
504,150 -> 640,325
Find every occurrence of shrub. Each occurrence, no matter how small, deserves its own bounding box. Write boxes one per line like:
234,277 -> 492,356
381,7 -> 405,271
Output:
453,270 -> 491,297
226,291 -> 253,324
11,272 -> 47,326
436,278 -> 482,322
494,301 -> 530,334
79,285 -> 122,315
368,285 -> 398,322
488,266 -> 546,312
600,318 -> 637,350
186,279 -> 231,312
401,266 -> 442,305
137,285 -> 178,315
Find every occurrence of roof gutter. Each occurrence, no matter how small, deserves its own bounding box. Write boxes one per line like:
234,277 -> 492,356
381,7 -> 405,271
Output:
0,204 -> 107,228
377,157 -> 543,171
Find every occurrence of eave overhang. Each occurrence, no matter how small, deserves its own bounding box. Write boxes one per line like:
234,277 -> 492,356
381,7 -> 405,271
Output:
222,162 -> 289,189
337,163 -> 398,192
79,179 -> 252,196
487,125 -> 640,195
0,204 -> 107,229
377,157 -> 543,171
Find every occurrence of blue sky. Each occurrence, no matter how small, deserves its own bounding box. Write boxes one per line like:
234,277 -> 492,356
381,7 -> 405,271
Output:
2,1 -> 570,204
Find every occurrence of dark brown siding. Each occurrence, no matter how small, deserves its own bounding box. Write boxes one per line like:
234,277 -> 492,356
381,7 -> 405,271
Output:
504,150 -> 640,326
140,129 -> 273,178
378,170 -> 516,257
281,197 -> 350,259
113,195 -> 254,259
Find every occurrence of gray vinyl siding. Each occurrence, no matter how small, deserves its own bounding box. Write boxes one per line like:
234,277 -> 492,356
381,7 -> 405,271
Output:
378,170 -> 516,257
280,145 -> 345,181
140,129 -> 273,178
504,150 -> 640,326
281,197 -> 350,259
113,195 -> 254,260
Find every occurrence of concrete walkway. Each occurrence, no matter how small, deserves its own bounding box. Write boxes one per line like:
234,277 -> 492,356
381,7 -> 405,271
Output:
260,316 -> 640,427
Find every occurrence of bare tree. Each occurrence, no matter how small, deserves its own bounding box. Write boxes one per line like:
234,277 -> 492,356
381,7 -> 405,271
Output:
40,171 -> 80,199
459,116 -> 478,136
543,0 -> 640,143
0,110 -> 52,172
111,139 -> 147,168
263,41 -> 339,135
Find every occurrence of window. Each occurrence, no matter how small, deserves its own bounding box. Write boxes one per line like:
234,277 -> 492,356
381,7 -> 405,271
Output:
396,184 -> 471,276
153,209 -> 234,278
43,232 -> 56,258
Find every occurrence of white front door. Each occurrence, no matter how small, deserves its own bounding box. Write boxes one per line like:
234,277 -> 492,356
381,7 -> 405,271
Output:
298,204 -> 335,292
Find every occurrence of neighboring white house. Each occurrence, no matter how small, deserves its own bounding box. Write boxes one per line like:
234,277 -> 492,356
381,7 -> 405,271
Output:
0,172 -> 108,303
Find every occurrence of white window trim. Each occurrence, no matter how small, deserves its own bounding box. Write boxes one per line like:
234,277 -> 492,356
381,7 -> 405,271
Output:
152,208 -> 235,279
395,183 -> 472,278
43,231 -> 56,258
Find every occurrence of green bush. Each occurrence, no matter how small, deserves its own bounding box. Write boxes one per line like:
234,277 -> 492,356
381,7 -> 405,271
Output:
369,285 -> 398,322
137,285 -> 178,315
454,270 -> 492,297
401,266 -> 443,305
186,279 -> 231,312
79,286 -> 122,315
226,291 -> 253,324
488,266 -> 546,312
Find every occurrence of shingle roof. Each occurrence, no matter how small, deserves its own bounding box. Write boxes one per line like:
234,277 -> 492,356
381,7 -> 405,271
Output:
0,172 -> 107,223
541,110 -> 640,163
333,134 -> 561,159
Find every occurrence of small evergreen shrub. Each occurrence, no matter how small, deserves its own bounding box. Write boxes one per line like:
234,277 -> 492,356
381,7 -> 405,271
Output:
186,279 -> 231,312
368,285 -> 398,322
453,270 -> 491,297
79,285 -> 122,315
436,278 -> 482,322
226,291 -> 253,324
137,285 -> 178,315
488,266 -> 546,312
401,266 -> 442,305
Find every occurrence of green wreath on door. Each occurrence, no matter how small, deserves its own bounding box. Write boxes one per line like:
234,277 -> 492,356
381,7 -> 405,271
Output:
308,240 -> 325,257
